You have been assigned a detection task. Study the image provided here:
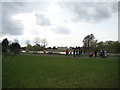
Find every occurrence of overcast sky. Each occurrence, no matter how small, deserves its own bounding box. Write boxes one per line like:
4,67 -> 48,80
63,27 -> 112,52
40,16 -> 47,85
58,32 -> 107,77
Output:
0,0 -> 119,47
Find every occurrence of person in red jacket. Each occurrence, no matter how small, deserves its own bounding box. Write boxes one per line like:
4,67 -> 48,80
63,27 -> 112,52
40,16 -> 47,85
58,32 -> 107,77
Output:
66,49 -> 69,56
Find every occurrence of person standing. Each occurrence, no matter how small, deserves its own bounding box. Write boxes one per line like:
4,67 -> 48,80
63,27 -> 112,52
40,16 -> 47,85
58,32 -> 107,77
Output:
94,50 -> 97,58
69,50 -> 72,56
76,49 -> 78,57
99,50 -> 102,57
102,49 -> 105,58
104,50 -> 107,57
73,49 -> 76,57
66,49 -> 69,56
80,49 -> 83,55
78,49 -> 81,57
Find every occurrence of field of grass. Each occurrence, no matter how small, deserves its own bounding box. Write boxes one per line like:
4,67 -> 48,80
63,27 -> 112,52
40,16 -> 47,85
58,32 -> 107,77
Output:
2,55 -> 118,88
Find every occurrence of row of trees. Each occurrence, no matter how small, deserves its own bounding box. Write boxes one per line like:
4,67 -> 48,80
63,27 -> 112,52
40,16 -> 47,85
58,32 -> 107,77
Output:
96,41 -> 120,53
1,37 -> 48,54
83,34 -> 120,53
1,34 -> 120,54
26,37 -> 48,51
2,38 -> 21,55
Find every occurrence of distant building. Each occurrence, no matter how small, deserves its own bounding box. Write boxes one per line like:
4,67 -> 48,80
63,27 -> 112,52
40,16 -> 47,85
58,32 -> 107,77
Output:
57,47 -> 67,51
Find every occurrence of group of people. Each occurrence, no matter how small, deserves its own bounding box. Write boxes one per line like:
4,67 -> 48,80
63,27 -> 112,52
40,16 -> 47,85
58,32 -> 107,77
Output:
99,49 -> 107,58
65,49 -> 84,57
89,49 -> 107,58
66,49 -> 107,58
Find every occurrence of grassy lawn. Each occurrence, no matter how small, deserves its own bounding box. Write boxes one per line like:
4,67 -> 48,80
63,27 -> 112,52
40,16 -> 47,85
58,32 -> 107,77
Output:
2,55 -> 118,88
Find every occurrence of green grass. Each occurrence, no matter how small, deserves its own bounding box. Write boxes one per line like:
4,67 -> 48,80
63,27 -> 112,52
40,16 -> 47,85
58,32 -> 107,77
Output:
2,55 -> 118,88
107,55 -> 120,58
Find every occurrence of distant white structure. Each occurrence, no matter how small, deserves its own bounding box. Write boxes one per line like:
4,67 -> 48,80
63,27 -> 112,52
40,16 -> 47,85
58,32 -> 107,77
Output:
57,47 -> 67,51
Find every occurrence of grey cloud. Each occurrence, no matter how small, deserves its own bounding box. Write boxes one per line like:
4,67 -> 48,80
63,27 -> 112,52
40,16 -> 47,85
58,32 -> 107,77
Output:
2,2 -> 50,35
35,13 -> 52,26
53,26 -> 70,34
2,2 -> 49,14
2,15 -> 24,35
64,20 -> 69,23
59,2 -> 118,23
2,2 -> 25,35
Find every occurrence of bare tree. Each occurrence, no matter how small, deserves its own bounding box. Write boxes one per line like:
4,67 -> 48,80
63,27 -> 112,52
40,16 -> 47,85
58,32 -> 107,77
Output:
33,37 -> 41,45
41,38 -> 48,48
26,40 -> 30,45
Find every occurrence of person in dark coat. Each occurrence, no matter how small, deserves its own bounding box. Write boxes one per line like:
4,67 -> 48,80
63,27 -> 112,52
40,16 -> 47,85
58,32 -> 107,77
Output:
76,49 -> 79,57
73,49 -> 76,57
80,49 -> 83,55
102,49 -> 105,58
78,49 -> 81,57
94,50 -> 97,58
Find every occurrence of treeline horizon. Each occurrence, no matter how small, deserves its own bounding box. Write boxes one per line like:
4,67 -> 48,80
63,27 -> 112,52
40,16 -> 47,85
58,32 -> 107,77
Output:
1,37 -> 120,54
